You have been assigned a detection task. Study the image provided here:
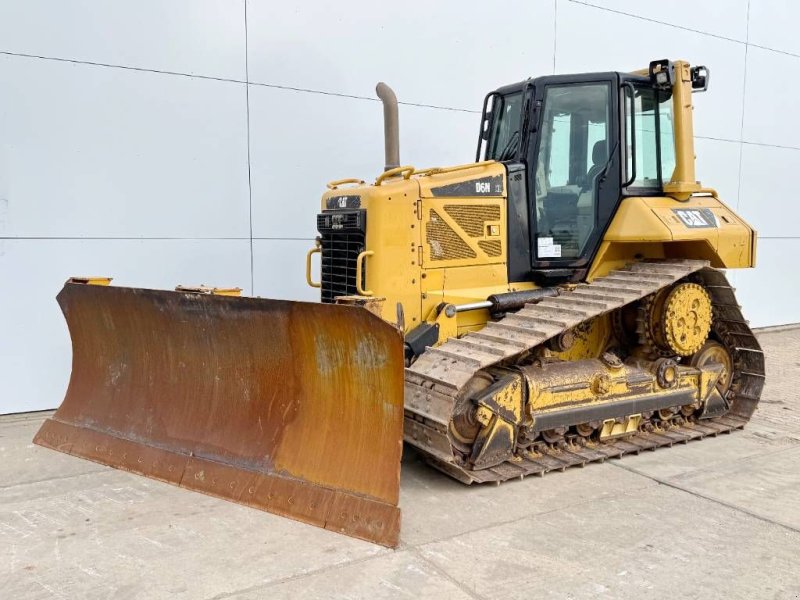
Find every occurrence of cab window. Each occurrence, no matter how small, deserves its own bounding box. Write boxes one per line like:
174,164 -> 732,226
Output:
486,92 -> 523,161
533,83 -> 611,260
624,86 -> 675,188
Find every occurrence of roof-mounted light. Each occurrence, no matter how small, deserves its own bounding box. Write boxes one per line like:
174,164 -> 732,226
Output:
648,59 -> 675,90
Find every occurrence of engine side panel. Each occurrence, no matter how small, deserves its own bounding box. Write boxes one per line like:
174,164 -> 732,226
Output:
319,163 -> 537,337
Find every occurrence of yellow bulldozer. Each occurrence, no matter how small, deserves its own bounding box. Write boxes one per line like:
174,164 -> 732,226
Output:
35,59 -> 764,547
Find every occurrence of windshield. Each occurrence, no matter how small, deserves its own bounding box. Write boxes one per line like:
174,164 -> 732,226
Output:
486,92 -> 523,160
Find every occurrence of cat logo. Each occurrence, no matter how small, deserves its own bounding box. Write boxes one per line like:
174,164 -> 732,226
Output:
325,195 -> 361,209
672,208 -> 718,229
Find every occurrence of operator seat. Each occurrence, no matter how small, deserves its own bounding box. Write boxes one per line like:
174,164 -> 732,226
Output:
584,140 -> 607,189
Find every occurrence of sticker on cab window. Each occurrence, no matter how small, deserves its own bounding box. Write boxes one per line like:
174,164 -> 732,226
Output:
538,236 -> 562,258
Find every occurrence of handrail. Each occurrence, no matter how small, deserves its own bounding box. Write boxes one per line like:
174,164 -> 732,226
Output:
475,91 -> 498,162
305,246 -> 321,288
374,166 -> 415,186
327,178 -> 365,190
413,160 -> 497,178
693,187 -> 719,199
371,161 -> 498,186
356,250 -> 375,296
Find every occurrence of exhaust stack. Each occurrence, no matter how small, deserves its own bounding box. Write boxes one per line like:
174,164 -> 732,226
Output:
375,82 -> 400,171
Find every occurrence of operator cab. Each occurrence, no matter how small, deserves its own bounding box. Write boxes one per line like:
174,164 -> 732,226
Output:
477,59 -> 708,284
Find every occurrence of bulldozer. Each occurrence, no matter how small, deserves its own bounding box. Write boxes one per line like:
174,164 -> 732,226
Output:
35,59 -> 764,548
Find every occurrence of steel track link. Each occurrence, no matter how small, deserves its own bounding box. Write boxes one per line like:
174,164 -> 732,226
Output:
403,260 -> 766,484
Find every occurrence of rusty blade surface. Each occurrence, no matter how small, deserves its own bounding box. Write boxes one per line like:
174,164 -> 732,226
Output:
34,282 -> 405,546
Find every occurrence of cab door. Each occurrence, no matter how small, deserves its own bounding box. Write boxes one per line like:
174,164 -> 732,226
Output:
527,76 -> 620,279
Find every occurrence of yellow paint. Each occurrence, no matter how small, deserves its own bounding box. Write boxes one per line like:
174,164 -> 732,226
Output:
319,161 -> 534,336
519,358 -> 724,431
314,60 -> 757,353
327,177 -> 365,189
589,193 -> 756,280
661,283 -> 713,356
355,250 -> 375,296
208,288 -> 242,297
321,176 -> 422,329
424,304 -> 458,347
664,61 -> 702,200
306,245 -> 321,288
470,374 -> 525,467
69,276 -> 112,286
552,316 -> 611,362
600,414 -> 642,440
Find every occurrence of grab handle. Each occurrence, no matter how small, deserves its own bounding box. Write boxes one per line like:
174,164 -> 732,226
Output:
306,246 -> 321,288
356,250 -> 375,296
374,166 -> 415,186
326,178 -> 365,190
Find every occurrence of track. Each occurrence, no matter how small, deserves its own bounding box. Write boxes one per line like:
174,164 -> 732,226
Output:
404,260 -> 766,484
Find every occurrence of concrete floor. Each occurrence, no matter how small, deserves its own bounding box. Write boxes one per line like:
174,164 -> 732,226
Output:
2,328 -> 800,600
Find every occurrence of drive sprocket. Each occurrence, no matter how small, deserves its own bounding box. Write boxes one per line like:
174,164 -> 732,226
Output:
638,282 -> 712,357
662,283 -> 712,356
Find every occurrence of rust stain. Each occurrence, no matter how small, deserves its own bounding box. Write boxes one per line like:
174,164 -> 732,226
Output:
34,282 -> 405,547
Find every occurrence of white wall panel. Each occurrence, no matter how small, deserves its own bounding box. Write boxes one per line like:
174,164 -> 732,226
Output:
694,137 -> 741,208
741,46 -> 800,148
400,105 -> 480,171
0,238 -> 251,414
0,56 -> 250,239
248,87 -> 381,241
585,0 -> 749,41
738,143 -> 800,237
248,85 -> 476,239
734,238 -> 800,328
0,0 -> 246,80
555,1 -> 746,141
2,0 -> 798,416
252,239 -> 320,302
246,0 -> 555,111
749,0 -> 800,55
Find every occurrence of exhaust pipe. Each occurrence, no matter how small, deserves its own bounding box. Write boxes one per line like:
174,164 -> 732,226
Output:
375,82 -> 400,171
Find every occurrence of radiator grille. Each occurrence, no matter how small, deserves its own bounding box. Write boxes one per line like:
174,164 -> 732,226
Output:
317,210 -> 366,303
477,239 -> 502,257
443,205 -> 501,237
426,209 -> 476,261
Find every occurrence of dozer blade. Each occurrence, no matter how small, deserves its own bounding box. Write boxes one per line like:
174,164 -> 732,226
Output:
34,281 -> 405,546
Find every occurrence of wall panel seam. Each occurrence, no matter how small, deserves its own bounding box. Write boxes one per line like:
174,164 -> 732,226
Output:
0,50 -> 247,84
245,1 -> 254,295
698,136 -> 800,153
0,50 -> 478,114
567,0 -> 746,43
553,0 -> 558,74
247,80 -> 479,113
569,0 -> 800,58
567,0 -> 800,60
0,237 -> 315,241
735,0 -> 751,210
